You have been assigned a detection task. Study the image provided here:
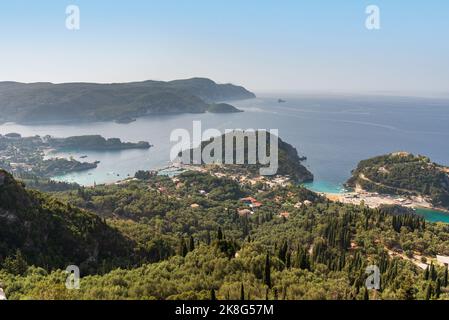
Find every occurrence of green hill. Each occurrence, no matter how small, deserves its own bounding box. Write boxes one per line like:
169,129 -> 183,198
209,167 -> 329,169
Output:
347,152 -> 449,208
182,131 -> 313,183
0,170 -> 138,274
0,78 -> 254,124
3,169 -> 449,300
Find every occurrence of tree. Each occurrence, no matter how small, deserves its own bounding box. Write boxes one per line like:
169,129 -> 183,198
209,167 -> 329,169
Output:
424,266 -> 430,281
430,262 -> 437,281
2,250 -> 28,275
210,289 -> 216,300
425,284 -> 432,300
297,247 -> 310,270
217,227 -> 223,241
286,252 -> 291,269
264,253 -> 271,288
278,241 -> 288,264
189,236 -> 195,252
435,279 -> 441,299
178,238 -> 188,257
240,283 -> 245,300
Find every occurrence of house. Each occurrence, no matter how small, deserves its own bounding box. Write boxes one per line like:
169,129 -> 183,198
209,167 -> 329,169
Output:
279,211 -> 290,218
294,202 -> 303,209
238,209 -> 253,217
437,255 -> 449,266
240,197 -> 257,204
175,182 -> 185,189
250,201 -> 262,209
240,197 -> 262,209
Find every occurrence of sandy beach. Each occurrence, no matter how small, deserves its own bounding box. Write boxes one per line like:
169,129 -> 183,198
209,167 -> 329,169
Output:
321,189 -> 449,213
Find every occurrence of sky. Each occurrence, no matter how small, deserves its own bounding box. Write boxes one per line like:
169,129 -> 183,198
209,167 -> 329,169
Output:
0,0 -> 448,94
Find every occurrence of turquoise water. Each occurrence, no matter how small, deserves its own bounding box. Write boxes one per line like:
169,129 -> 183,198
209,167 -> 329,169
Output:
302,181 -> 346,194
415,208 -> 449,224
302,181 -> 449,224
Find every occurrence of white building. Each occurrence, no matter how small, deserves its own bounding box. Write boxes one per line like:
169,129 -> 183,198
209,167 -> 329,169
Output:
0,288 -> 7,300
437,255 -> 449,266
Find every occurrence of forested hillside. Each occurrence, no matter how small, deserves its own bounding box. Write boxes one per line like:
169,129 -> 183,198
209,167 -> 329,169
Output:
0,170 -> 146,274
184,131 -> 314,183
2,169 -> 449,300
0,78 -> 254,123
347,153 -> 449,209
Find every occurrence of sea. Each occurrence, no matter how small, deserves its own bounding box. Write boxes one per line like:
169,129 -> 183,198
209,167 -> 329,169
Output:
1,93 -> 449,221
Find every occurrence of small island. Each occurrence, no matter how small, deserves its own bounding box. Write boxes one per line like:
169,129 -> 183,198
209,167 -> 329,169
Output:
46,135 -> 151,151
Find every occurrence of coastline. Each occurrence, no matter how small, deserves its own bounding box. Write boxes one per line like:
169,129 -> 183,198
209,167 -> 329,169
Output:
318,189 -> 449,215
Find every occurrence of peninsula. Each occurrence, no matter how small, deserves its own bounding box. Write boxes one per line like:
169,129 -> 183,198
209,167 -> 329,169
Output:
321,152 -> 449,213
0,78 -> 253,124
0,133 -> 152,178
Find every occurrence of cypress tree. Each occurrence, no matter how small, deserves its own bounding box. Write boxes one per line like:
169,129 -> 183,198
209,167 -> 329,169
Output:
240,283 -> 245,300
286,252 -> 291,269
278,241 -> 288,264
425,284 -> 432,300
430,262 -> 437,281
217,227 -> 223,241
206,231 -> 211,245
189,236 -> 195,252
178,238 -> 188,257
210,289 -> 216,300
424,266 -> 430,280
364,288 -> 369,300
264,253 -> 272,288
436,279 -> 441,299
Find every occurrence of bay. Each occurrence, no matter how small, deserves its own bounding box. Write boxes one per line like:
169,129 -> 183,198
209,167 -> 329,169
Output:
1,93 -> 449,221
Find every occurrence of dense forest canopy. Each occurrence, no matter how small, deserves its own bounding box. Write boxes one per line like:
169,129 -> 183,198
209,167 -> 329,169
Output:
2,165 -> 449,300
183,131 -> 313,183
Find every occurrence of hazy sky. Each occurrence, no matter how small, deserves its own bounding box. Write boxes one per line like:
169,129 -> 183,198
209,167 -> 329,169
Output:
1,0 -> 448,94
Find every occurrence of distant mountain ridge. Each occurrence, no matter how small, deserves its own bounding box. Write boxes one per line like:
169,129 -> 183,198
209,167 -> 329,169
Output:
0,78 -> 255,124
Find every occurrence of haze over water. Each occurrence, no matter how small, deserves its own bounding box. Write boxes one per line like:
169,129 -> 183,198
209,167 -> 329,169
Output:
1,94 -> 449,192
